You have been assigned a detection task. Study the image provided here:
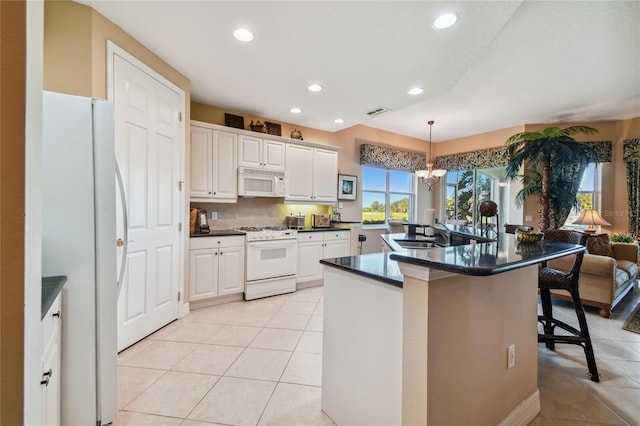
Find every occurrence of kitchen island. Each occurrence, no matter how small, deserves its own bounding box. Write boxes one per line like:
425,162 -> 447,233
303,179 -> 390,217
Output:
320,231 -> 584,426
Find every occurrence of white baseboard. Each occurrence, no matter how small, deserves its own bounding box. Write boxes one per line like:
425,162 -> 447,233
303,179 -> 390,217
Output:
297,280 -> 323,290
179,302 -> 190,318
188,293 -> 244,310
498,389 -> 540,426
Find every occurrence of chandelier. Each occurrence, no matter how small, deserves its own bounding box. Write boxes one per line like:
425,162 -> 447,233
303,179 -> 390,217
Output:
415,120 -> 447,190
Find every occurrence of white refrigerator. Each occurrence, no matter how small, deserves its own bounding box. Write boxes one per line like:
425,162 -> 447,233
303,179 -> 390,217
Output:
42,91 -> 121,425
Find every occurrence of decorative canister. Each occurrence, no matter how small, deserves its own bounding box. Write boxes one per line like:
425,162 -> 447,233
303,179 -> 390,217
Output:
290,129 -> 303,140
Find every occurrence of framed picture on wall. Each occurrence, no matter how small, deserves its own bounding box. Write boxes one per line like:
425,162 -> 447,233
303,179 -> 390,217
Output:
338,174 -> 357,200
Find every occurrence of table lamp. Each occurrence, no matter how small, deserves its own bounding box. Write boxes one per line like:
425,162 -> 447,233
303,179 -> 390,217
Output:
572,209 -> 610,233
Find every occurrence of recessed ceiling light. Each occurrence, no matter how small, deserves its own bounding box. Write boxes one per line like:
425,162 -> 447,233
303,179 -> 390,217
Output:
233,28 -> 254,42
407,87 -> 424,95
290,107 -> 302,114
334,118 -> 344,124
308,83 -> 323,92
433,12 -> 458,29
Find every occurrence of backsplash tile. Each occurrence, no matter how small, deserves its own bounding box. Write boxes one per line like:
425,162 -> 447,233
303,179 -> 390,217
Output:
190,198 -> 330,230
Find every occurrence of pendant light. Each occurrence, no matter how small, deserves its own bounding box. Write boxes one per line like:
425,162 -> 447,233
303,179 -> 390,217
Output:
415,120 -> 447,190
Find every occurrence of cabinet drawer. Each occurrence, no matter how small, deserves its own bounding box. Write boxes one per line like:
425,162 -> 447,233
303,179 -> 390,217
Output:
298,232 -> 324,243
190,235 -> 245,250
324,230 -> 350,241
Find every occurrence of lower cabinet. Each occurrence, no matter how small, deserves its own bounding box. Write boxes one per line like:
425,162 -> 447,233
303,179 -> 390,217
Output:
297,230 -> 350,284
189,236 -> 245,302
42,293 -> 62,426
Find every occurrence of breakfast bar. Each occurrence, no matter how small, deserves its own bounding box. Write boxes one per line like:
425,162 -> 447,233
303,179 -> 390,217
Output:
320,229 -> 584,426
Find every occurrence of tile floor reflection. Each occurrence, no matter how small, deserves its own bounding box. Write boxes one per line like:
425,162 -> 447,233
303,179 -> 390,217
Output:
116,282 -> 640,425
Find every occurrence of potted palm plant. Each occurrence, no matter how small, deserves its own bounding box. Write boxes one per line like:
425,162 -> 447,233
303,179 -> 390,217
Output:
505,126 -> 598,231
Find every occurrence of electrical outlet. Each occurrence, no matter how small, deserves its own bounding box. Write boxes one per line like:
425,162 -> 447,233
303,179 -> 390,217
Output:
338,202 -> 344,209
210,211 -> 218,220
525,215 -> 533,222
508,344 -> 516,369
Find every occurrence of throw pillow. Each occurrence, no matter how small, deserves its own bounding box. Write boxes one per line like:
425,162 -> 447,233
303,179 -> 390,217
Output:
586,234 -> 614,257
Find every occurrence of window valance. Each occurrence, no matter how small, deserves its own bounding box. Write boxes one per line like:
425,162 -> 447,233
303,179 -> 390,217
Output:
359,144 -> 426,172
434,141 -> 611,172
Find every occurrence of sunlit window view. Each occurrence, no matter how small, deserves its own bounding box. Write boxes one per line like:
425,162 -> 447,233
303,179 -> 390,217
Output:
444,169 -> 495,225
564,163 -> 598,229
362,166 -> 414,225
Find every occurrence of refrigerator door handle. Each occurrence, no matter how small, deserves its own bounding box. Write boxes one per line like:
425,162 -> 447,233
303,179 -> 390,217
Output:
115,162 -> 128,296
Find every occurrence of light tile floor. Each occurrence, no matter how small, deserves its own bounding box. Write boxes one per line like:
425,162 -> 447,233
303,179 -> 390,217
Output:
116,283 -> 640,425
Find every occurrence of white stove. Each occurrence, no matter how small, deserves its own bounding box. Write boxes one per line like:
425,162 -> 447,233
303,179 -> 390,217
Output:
235,226 -> 299,300
235,226 -> 298,241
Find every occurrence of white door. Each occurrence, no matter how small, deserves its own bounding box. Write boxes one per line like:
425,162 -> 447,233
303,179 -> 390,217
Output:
112,51 -> 183,351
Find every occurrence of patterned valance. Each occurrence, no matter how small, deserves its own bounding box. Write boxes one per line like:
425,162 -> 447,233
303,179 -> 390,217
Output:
584,141 -> 612,163
434,141 -> 611,172
623,139 -> 640,162
360,144 -> 426,172
434,146 -> 510,171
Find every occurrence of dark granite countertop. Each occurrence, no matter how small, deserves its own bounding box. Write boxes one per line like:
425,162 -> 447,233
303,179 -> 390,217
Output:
298,228 -> 350,233
190,229 -> 246,237
320,253 -> 403,287
389,234 -> 584,276
42,276 -> 67,320
322,233 -> 584,284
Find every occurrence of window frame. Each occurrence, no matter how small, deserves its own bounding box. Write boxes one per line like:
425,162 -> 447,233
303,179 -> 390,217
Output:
361,166 -> 416,228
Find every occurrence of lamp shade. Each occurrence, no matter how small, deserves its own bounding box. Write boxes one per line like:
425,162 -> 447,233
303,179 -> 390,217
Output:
572,209 -> 610,227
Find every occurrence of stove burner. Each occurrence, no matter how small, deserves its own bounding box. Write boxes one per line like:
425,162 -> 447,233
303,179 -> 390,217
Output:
235,226 -> 262,232
263,225 -> 288,231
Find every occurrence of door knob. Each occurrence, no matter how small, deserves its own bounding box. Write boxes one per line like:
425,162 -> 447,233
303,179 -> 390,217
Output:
116,239 -> 124,247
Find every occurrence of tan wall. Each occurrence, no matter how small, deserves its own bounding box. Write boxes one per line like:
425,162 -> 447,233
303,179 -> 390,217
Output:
0,1 -> 26,423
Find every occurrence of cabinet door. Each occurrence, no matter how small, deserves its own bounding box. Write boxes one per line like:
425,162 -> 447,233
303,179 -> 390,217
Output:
238,134 -> 263,168
41,294 -> 61,426
297,241 -> 324,283
190,126 -> 213,198
212,130 -> 238,200
313,148 -> 338,202
324,239 -> 350,259
263,139 -> 286,170
189,249 -> 219,301
218,246 -> 245,296
286,144 -> 314,201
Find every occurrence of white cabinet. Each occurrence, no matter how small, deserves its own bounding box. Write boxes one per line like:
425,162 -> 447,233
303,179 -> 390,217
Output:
190,123 -> 238,202
41,293 -> 62,426
297,230 -> 350,284
189,236 -> 245,302
238,134 -> 285,170
286,143 -> 338,203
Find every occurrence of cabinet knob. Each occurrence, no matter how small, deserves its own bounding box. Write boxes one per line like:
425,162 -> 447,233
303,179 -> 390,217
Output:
52,311 -> 61,319
208,192 -> 212,194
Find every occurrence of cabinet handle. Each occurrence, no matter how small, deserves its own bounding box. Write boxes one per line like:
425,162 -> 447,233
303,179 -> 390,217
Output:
52,311 -> 61,319
41,369 -> 52,386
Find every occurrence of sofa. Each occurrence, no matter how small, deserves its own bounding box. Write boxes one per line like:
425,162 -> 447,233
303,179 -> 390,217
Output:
547,233 -> 638,318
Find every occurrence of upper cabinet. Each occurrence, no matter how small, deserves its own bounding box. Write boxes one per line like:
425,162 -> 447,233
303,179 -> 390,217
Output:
190,122 -> 238,203
286,143 -> 338,204
238,134 -> 285,171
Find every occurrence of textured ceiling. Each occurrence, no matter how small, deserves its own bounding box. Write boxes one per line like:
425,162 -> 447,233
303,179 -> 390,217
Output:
78,0 -> 640,142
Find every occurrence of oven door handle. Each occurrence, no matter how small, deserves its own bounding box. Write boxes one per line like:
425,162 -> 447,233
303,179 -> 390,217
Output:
248,239 -> 297,248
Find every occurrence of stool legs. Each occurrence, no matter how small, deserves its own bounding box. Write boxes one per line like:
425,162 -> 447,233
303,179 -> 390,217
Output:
537,290 -> 600,382
569,287 -> 600,382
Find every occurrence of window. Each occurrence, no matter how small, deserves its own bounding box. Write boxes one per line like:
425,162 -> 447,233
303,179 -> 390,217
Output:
563,163 -> 599,229
362,166 -> 415,225
444,168 -> 499,226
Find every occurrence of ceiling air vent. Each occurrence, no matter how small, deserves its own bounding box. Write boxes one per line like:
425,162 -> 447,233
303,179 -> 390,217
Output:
366,107 -> 392,117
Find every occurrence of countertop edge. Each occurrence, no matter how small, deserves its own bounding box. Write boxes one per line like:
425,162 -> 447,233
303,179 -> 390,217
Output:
389,245 -> 585,276
320,255 -> 403,288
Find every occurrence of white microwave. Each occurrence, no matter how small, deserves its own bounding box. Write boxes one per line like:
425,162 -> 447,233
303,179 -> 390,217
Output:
238,167 -> 286,197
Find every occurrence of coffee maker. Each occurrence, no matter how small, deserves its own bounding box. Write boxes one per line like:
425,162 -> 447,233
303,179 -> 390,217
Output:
190,208 -> 210,234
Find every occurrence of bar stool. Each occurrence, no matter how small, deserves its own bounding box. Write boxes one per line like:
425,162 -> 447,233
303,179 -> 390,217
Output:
538,230 -> 600,382
358,234 -> 367,255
